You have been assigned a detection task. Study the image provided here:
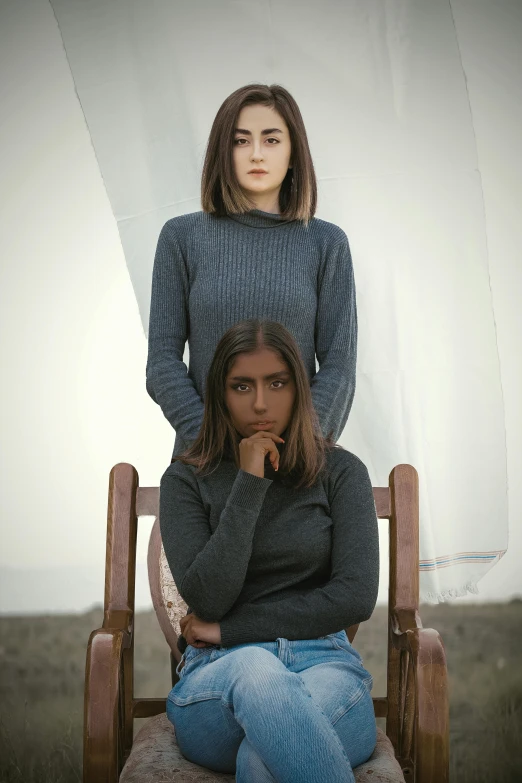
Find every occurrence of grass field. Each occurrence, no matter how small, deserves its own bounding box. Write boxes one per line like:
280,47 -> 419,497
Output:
0,601 -> 521,782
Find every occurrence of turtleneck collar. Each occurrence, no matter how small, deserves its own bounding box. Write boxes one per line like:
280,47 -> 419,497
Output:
227,209 -> 295,229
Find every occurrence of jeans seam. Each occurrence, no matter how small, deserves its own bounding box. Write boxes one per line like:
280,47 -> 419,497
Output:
330,681 -> 368,726
330,639 -> 369,676
330,638 -> 355,653
183,651 -> 210,667
168,689 -> 223,706
222,697 -> 235,713
296,674 -> 353,770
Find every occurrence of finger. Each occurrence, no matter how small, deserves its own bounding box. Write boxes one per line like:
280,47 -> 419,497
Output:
183,626 -> 196,645
184,627 -> 210,647
250,438 -> 281,470
261,439 -> 280,471
180,618 -> 194,639
247,431 -> 285,443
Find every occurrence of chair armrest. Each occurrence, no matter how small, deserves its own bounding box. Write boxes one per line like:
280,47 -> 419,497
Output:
84,627 -> 130,783
392,624 -> 449,783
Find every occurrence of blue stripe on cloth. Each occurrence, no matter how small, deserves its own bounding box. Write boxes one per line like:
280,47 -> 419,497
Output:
419,551 -> 505,570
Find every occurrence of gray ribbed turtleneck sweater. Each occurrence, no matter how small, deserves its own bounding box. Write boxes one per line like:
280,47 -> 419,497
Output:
146,209 -> 357,456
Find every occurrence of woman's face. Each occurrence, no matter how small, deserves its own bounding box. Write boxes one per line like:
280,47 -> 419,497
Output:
225,347 -> 296,439
233,104 -> 292,207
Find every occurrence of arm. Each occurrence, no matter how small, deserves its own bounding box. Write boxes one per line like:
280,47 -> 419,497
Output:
146,220 -> 205,443
160,467 -> 272,622
311,232 -> 357,441
219,454 -> 379,646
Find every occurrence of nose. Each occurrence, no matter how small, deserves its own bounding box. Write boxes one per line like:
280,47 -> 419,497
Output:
250,139 -> 264,163
253,387 -> 268,414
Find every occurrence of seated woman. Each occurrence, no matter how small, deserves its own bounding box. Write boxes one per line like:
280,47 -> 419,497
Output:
159,319 -> 380,783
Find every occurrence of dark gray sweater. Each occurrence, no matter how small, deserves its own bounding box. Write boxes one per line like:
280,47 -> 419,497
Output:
160,447 -> 379,647
146,209 -> 357,456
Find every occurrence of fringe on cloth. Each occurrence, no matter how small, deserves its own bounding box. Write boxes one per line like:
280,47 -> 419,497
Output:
421,580 -> 480,604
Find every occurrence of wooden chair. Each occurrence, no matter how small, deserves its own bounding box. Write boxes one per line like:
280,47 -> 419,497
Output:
84,462 -> 449,782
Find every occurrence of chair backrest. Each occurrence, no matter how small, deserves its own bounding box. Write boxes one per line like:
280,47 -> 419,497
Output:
139,468 -> 418,666
147,517 -> 187,657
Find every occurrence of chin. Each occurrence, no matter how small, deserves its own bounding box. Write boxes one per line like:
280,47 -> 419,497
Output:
242,180 -> 276,193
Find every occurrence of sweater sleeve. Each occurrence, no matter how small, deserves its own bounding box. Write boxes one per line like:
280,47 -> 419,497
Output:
219,455 -> 379,646
160,467 -> 273,623
146,220 -> 205,443
311,232 -> 357,442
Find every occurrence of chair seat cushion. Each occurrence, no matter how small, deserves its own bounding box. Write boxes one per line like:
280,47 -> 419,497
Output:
120,713 -> 405,782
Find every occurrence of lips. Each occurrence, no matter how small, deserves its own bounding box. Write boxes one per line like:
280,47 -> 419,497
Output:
251,421 -> 274,427
248,169 -> 268,174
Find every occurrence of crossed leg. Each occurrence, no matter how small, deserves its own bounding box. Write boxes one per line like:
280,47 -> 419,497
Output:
168,647 -> 375,783
236,659 -> 375,781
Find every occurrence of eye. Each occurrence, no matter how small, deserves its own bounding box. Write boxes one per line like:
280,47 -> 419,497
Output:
266,137 -> 280,144
232,383 -> 250,392
271,380 -> 286,389
234,138 -> 248,145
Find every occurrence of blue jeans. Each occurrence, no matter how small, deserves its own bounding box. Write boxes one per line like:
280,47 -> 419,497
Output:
166,631 -> 376,782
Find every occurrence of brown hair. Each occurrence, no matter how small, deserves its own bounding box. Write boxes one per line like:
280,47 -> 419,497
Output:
201,84 -> 317,223
174,320 -> 335,488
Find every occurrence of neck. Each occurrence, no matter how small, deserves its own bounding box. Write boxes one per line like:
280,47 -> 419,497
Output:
227,208 -> 293,229
244,190 -> 281,214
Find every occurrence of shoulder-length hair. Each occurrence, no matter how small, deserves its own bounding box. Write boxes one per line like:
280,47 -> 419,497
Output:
201,84 -> 317,223
174,320 -> 334,488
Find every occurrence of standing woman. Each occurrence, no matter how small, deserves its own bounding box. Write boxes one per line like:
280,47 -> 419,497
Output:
146,84 -> 357,456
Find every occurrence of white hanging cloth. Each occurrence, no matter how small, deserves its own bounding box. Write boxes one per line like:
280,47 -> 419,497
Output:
50,0 -> 508,601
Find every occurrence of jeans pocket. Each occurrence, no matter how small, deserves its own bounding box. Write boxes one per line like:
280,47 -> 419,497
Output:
178,644 -> 218,678
175,655 -> 186,677
327,630 -> 356,653
185,643 -> 219,661
327,632 -> 372,681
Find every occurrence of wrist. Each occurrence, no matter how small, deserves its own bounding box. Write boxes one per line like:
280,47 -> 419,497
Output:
227,470 -> 273,508
241,464 -> 265,478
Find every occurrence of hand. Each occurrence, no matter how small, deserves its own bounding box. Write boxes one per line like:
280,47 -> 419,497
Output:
239,431 -> 285,478
180,613 -> 221,647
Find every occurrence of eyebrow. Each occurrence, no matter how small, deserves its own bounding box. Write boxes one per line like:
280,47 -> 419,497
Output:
230,370 -> 291,382
234,128 -> 284,136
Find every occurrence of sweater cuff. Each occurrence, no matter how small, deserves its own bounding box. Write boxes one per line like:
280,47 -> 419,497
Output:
219,610 -> 280,647
219,617 -> 254,648
226,469 -> 273,509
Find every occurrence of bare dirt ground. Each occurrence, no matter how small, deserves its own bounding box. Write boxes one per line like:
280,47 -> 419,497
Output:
0,600 -> 521,782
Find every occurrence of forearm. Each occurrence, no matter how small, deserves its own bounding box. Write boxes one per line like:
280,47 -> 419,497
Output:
311,356 -> 356,441
161,471 -> 272,622
219,576 -> 377,647
147,219 -> 204,441
313,234 -> 358,441
146,338 -> 204,441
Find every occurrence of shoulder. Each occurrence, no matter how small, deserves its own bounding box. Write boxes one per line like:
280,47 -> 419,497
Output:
159,210 -> 215,241
305,216 -> 350,251
323,445 -> 371,483
161,458 -> 235,491
160,459 -> 199,490
320,447 -> 375,508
